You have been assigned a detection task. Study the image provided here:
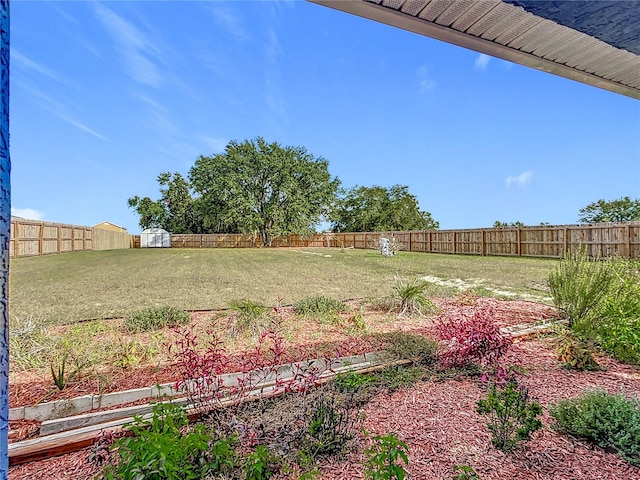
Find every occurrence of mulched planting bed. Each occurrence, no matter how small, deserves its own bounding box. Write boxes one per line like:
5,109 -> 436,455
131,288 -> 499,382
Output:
11,298 -> 639,479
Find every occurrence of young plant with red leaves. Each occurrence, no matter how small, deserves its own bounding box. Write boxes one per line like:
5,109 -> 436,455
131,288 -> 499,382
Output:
434,308 -> 512,369
171,325 -> 231,413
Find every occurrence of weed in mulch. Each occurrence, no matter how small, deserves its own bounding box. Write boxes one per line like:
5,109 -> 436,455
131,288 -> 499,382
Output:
376,331 -> 438,366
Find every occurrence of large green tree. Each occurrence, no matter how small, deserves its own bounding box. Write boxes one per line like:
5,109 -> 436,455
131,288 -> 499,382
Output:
189,137 -> 339,246
330,185 -> 439,232
578,197 -> 640,223
128,172 -> 202,233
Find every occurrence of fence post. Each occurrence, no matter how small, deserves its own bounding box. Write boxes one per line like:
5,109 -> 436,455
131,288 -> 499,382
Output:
0,2 -> 10,475
38,221 -> 44,255
482,229 -> 486,256
428,230 -> 432,252
517,227 -> 521,256
626,223 -> 631,258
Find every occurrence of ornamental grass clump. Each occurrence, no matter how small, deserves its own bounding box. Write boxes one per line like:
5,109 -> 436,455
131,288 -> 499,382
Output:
393,276 -> 439,318
549,390 -> 640,467
228,299 -> 270,336
547,248 -> 614,331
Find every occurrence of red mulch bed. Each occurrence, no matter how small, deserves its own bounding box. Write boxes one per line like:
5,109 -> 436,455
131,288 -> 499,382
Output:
10,299 -> 640,479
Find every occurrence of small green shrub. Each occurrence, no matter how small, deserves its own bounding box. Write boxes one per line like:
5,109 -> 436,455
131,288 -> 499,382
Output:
555,328 -> 600,370
105,402 -> 235,479
393,276 -> 439,318
452,464 -> 480,480
596,260 -> 640,363
364,432 -> 410,480
302,394 -> 357,457
229,299 -> 270,336
342,307 -> 367,333
244,445 -> 277,480
293,296 -> 348,318
549,390 -> 640,467
378,331 -> 438,366
476,380 -> 543,453
124,306 -> 191,333
335,370 -> 376,393
547,249 -> 614,330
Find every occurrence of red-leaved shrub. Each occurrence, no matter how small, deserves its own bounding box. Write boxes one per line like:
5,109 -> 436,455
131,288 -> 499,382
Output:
434,308 -> 512,369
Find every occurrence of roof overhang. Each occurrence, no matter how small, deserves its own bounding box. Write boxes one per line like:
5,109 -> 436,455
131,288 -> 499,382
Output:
308,0 -> 640,99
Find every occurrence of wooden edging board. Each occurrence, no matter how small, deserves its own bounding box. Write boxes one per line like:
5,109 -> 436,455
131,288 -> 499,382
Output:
9,358 -> 410,466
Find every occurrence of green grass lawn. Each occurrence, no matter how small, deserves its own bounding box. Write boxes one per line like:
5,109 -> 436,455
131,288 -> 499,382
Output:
9,247 -> 558,325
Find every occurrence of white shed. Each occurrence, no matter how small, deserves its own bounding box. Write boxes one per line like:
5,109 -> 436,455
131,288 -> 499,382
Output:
140,228 -> 171,248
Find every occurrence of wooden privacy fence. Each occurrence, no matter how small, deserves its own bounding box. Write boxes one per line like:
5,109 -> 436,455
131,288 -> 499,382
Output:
10,218 -> 132,258
131,222 -> 640,259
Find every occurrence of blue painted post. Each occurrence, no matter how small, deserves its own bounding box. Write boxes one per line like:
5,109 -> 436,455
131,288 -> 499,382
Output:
0,1 -> 9,478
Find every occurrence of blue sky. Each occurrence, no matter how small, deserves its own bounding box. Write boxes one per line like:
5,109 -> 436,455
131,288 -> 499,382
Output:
10,1 -> 640,233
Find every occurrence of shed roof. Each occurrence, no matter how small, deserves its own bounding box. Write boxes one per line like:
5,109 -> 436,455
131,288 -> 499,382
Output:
309,0 -> 640,99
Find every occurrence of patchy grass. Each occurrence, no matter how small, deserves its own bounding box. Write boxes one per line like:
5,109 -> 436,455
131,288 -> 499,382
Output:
9,248 -> 557,324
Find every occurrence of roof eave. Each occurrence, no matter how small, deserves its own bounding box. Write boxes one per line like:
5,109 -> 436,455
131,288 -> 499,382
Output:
308,0 -> 640,100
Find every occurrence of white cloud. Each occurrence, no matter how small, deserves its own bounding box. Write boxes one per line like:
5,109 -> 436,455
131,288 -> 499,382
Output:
417,65 -> 436,93
474,53 -> 491,70
506,170 -> 533,188
205,4 -> 250,42
94,4 -> 163,87
18,83 -> 106,140
12,208 -> 45,220
11,48 -> 73,86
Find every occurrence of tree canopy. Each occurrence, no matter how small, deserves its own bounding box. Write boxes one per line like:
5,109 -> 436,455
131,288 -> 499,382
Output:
128,172 -> 202,234
330,185 -> 439,232
128,139 -> 443,241
578,197 -> 640,223
189,137 -> 339,246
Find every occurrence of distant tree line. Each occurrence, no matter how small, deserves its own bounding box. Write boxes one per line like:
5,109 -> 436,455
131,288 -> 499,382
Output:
128,137 -> 439,246
129,138 -> 638,246
493,197 -> 640,228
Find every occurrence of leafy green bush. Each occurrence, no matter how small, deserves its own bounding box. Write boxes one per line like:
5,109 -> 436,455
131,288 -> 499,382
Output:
364,432 -> 410,480
124,306 -> 191,333
244,445 -> 277,480
393,276 -> 439,318
293,296 -> 348,318
548,252 -> 640,364
596,259 -> 640,363
105,402 -> 236,479
549,390 -> 640,467
476,380 -> 543,453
